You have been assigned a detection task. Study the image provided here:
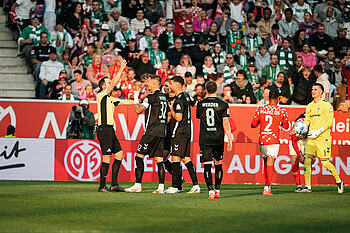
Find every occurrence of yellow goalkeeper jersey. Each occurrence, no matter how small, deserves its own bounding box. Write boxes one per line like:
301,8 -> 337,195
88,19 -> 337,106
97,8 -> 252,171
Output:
304,99 -> 334,140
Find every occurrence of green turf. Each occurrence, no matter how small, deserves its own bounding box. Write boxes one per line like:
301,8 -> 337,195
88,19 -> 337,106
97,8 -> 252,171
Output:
0,181 -> 349,233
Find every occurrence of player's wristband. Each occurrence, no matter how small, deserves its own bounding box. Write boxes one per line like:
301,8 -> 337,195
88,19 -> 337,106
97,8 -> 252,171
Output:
134,91 -> 139,104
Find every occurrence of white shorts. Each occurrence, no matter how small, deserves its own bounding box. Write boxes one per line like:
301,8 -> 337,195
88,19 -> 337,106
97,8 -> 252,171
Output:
289,139 -> 306,155
259,144 -> 280,159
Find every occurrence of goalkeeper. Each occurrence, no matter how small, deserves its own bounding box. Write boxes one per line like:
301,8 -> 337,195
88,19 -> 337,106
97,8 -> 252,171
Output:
302,83 -> 344,193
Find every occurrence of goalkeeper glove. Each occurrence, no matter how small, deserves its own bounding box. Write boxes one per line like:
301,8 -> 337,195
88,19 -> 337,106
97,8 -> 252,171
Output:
307,128 -> 324,140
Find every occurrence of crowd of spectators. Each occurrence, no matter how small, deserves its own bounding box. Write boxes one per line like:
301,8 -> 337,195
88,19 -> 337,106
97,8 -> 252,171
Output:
5,0 -> 350,104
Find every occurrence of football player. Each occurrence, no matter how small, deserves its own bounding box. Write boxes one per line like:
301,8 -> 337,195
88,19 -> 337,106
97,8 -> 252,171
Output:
251,90 -> 289,195
196,81 -> 232,199
164,76 -> 200,194
125,75 -> 168,193
302,83 -> 344,193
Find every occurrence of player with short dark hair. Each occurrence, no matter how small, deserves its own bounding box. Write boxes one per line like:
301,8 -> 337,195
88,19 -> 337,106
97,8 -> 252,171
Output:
125,75 -> 169,193
96,57 -> 127,192
196,81 -> 233,199
164,76 -> 200,193
251,90 -> 289,195
302,83 -> 344,193
333,97 -> 350,113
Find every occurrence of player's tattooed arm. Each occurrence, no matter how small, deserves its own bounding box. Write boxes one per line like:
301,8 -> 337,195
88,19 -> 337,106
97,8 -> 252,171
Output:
223,118 -> 233,151
135,104 -> 146,114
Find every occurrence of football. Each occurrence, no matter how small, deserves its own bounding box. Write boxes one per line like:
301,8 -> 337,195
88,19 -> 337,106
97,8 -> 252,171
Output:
293,121 -> 308,138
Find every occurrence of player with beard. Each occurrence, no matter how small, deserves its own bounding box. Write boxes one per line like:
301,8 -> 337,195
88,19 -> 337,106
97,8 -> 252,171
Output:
196,81 -> 233,199
125,75 -> 169,193
164,76 -> 200,193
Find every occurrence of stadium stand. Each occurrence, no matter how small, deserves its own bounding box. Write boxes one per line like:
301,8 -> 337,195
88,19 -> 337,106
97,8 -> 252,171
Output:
0,7 -> 35,98
1,0 -> 350,102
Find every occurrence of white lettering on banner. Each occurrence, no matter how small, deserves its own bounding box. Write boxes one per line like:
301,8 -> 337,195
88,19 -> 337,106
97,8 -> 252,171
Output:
0,138 -> 54,180
64,140 -> 101,181
245,155 -> 260,174
227,155 -> 245,173
39,112 -> 69,139
331,118 -> 350,133
122,152 -> 133,171
196,154 -> 203,172
144,155 -> 153,172
336,157 -> 350,175
118,114 -> 144,140
275,155 -> 291,175
0,106 -> 16,127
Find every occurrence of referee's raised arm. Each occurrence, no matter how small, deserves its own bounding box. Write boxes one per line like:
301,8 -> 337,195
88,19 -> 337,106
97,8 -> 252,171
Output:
105,57 -> 127,95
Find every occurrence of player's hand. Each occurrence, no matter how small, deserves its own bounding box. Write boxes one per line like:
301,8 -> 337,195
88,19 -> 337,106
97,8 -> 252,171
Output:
227,140 -> 232,152
307,128 -> 324,140
119,57 -> 127,70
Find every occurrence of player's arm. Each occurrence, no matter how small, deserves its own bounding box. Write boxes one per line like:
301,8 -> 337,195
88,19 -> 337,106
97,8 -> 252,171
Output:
251,108 -> 260,128
281,110 -> 289,130
169,100 -> 183,122
134,92 -> 147,114
223,118 -> 232,152
106,57 -> 127,95
290,134 -> 301,155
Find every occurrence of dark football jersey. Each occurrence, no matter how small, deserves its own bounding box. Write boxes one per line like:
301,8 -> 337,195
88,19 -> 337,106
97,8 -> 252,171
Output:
171,92 -> 191,138
141,90 -> 168,137
196,97 -> 230,145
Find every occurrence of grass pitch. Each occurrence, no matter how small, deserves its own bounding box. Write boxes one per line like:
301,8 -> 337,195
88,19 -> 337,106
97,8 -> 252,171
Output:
0,181 -> 349,233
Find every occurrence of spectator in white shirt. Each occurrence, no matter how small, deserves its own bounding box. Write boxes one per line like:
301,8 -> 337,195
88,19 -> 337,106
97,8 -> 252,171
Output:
39,48 -> 64,99
229,0 -> 245,24
10,0 -> 37,30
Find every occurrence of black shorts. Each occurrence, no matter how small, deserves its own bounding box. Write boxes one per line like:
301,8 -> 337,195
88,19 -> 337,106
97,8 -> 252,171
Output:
97,125 -> 122,155
137,135 -> 164,157
171,137 -> 191,158
164,134 -> 171,151
199,144 -> 224,163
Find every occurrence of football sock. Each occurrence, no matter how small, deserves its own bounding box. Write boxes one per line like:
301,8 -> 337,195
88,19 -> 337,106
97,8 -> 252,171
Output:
214,189 -> 220,193
156,161 -> 165,184
99,162 -> 109,188
172,161 -> 181,189
111,159 -> 121,186
158,183 -> 164,190
215,164 -> 223,190
266,166 -> 274,187
321,160 -> 340,182
292,164 -> 301,186
304,157 -> 312,187
185,161 -> 198,185
135,156 -> 144,184
264,164 -> 268,185
204,164 -> 213,191
164,159 -> 173,174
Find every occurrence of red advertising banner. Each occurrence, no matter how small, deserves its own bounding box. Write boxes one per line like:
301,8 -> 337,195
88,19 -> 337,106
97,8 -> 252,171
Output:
1,100 -> 350,145
1,100 -> 349,185
54,139 -> 350,185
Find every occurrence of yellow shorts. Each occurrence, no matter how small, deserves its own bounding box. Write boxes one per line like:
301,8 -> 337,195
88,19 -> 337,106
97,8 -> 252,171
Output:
304,137 -> 332,159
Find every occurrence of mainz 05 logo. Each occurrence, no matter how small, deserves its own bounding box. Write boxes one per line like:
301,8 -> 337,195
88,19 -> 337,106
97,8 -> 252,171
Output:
64,141 -> 102,181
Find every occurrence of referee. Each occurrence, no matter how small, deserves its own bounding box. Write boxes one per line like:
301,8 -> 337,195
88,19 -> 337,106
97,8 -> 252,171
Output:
97,57 -> 127,192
